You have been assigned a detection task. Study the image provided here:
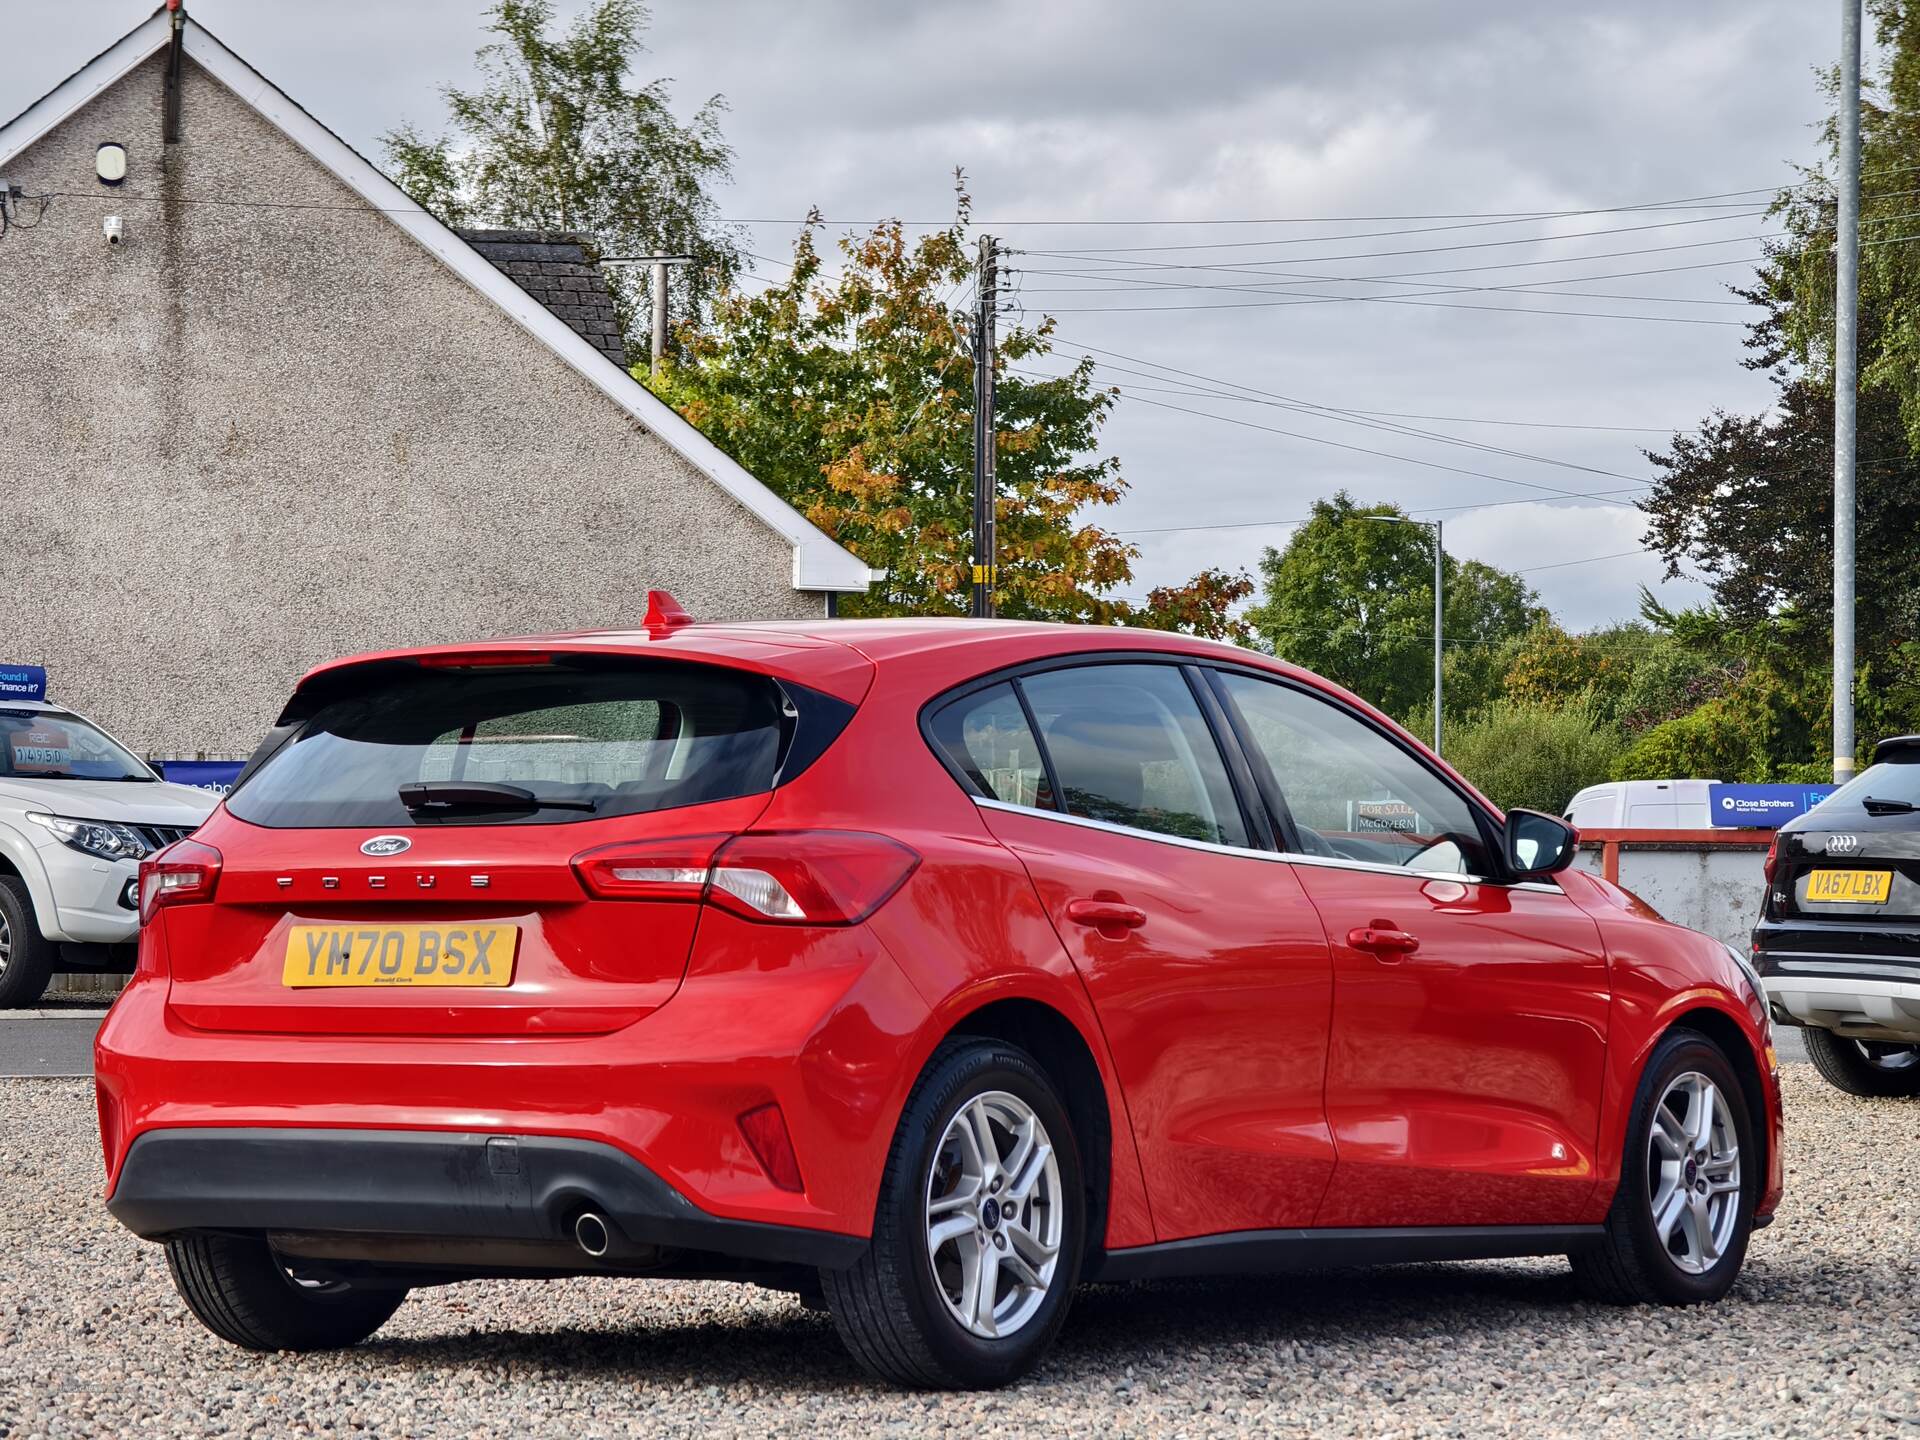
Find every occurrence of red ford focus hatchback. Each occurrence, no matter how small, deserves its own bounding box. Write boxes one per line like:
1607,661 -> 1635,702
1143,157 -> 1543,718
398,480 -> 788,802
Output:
96,608 -> 1782,1388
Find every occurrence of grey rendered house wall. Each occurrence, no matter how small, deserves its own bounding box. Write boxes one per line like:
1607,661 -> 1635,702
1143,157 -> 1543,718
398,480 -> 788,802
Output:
0,54 -> 822,756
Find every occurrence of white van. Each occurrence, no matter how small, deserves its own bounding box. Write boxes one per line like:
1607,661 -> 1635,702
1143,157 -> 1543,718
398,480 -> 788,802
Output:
1563,779 -> 1722,830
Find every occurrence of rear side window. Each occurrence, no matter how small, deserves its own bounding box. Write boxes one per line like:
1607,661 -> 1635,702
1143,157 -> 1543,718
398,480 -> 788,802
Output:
927,683 -> 1052,809
228,661 -> 787,828
1020,664 -> 1250,848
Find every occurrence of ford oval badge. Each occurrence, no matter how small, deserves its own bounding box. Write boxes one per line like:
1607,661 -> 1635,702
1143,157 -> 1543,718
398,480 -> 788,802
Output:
361,835 -> 413,857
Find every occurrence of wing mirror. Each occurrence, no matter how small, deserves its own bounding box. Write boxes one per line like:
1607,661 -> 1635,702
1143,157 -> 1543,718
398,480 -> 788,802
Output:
1503,808 -> 1579,877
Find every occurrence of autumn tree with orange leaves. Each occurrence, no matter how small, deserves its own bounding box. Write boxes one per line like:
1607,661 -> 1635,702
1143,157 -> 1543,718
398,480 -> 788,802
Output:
650,182 -> 1250,636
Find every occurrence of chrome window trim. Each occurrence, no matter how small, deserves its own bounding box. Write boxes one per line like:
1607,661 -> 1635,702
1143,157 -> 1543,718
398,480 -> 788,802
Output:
972,796 -> 1574,891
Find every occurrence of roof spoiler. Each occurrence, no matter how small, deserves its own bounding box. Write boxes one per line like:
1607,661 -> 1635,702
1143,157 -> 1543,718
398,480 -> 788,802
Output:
1872,734 -> 1920,765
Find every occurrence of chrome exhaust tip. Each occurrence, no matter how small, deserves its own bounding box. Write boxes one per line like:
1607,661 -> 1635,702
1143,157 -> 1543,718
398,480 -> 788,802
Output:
574,1211 -> 611,1258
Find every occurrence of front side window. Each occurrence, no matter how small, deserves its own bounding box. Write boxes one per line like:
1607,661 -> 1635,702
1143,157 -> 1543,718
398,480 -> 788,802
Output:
927,683 -> 1051,809
1217,672 -> 1489,875
1020,664 -> 1250,848
0,710 -> 154,782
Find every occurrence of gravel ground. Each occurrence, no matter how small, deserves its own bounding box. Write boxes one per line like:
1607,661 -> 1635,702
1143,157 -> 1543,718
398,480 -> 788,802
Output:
1,1068 -> 1915,1439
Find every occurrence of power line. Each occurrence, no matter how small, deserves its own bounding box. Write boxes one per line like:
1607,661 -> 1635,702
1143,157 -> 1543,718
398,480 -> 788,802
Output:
1016,359 -> 1656,489
1108,488 -> 1650,538
1014,206 -> 1770,257
1018,271 -> 1752,306
1018,208 -> 1787,269
1031,293 -> 1747,323
1037,339 -> 1664,486
1008,182 -> 1920,258
1516,547 -> 1656,573
709,164 -> 1920,230
1108,390 -> 1644,506
1019,200 -> 1920,286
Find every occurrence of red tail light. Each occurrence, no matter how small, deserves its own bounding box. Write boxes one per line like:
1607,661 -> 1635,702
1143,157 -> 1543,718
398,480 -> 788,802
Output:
138,839 -> 222,924
572,835 -> 730,901
571,831 -> 919,925
707,832 -> 920,925
1763,834 -> 1781,888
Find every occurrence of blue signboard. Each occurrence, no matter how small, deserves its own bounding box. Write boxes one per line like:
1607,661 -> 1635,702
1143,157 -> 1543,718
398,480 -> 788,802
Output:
157,759 -> 246,796
0,664 -> 48,703
1708,783 -> 1837,828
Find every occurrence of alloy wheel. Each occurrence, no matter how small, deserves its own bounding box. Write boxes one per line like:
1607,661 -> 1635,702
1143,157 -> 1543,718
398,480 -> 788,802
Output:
924,1090 -> 1063,1339
1646,1071 -> 1741,1275
0,905 -> 11,977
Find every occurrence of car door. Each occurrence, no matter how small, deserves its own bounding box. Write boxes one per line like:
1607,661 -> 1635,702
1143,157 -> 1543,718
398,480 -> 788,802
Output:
927,662 -> 1336,1240
1209,669 -> 1610,1229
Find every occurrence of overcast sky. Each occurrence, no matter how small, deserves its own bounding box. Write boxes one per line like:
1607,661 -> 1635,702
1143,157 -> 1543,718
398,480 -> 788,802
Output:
4,2 -> 1849,629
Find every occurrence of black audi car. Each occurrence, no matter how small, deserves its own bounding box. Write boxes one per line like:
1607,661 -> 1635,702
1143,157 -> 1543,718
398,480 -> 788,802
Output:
1754,735 -> 1920,1097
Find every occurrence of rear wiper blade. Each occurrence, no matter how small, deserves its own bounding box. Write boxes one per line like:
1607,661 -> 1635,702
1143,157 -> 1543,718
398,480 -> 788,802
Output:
1862,795 -> 1919,816
398,781 -> 599,813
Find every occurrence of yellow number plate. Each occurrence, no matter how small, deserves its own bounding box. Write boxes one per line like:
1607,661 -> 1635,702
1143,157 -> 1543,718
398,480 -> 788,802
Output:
1804,870 -> 1893,905
282,925 -> 519,988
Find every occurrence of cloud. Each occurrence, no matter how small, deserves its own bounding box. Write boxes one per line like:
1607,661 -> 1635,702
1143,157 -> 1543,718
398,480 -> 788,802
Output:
2,1 -> 1836,636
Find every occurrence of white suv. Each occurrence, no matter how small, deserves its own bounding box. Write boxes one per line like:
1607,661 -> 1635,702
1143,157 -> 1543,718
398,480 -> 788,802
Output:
0,700 -> 218,1006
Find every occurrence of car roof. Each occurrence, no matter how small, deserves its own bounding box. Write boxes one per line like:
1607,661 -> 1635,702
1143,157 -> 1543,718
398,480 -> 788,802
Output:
297,618 -> 1309,703
294,617 -> 1499,815
0,700 -> 72,715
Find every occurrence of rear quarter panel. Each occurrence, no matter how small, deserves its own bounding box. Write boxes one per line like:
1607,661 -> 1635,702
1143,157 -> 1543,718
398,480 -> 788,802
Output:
752,636 -> 1159,1250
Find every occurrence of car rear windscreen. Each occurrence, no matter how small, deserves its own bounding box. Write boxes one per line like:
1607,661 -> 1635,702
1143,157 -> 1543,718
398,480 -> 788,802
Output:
1820,760 -> 1920,814
227,660 -> 787,828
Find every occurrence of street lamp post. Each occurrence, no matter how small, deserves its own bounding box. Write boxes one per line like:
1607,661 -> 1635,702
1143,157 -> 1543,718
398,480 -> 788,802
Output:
1361,514 -> 1445,757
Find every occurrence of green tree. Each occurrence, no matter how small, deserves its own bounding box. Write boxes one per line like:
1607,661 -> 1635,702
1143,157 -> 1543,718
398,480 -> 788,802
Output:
652,189 -> 1252,631
1247,493 -> 1543,720
1443,700 -> 1625,815
1501,620 -> 1647,721
382,0 -> 740,341
1641,0 -> 1920,760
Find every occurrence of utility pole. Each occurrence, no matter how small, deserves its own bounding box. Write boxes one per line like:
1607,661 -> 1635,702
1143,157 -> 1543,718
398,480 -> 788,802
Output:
971,235 -> 999,618
1834,0 -> 1863,782
599,254 -> 693,376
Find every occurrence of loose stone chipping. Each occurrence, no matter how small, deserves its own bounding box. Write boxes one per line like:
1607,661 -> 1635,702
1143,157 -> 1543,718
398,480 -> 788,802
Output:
0,1067 -> 1915,1438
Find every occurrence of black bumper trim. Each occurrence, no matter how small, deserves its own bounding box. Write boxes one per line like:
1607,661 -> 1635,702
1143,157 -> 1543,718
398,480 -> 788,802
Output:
106,1127 -> 866,1271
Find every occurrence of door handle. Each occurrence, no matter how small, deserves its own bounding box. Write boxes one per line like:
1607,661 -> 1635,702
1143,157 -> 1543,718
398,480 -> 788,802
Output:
1066,898 -> 1147,931
1347,924 -> 1420,957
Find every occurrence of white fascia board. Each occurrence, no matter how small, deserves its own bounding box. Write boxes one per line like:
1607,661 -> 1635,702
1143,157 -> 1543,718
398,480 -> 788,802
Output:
0,15 -> 171,167
2,14 -> 873,595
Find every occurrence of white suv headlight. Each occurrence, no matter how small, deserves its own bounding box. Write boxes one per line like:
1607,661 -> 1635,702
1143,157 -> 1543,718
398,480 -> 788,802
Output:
24,812 -> 151,862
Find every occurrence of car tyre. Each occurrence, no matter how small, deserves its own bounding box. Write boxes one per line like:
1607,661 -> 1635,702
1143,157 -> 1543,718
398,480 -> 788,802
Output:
1801,1027 -> 1920,1097
821,1037 -> 1085,1389
165,1232 -> 408,1351
1572,1027 -> 1755,1305
0,875 -> 54,1009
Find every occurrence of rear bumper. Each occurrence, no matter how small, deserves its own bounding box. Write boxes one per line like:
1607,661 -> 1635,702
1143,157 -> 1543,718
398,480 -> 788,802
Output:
1755,920 -> 1920,1039
95,912 -> 937,1246
106,1126 -> 866,1270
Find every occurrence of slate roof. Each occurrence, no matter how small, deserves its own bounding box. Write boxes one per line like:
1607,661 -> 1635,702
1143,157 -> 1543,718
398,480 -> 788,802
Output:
457,229 -> 631,371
